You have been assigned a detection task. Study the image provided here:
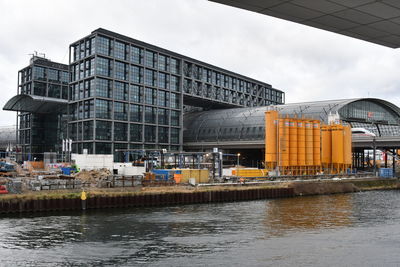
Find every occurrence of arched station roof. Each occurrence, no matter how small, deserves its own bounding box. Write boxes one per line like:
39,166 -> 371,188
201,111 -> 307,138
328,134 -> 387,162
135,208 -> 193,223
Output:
184,98 -> 400,144
3,94 -> 68,114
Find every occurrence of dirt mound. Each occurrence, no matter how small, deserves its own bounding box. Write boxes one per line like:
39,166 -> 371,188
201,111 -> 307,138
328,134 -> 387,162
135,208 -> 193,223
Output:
74,169 -> 112,184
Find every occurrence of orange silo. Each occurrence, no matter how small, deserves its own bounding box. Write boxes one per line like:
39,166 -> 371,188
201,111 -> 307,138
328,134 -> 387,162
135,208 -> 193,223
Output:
297,121 -> 306,167
265,110 -> 278,169
313,121 -> 321,167
279,118 -> 290,167
343,125 -> 352,167
305,121 -> 314,166
332,124 -> 344,173
321,125 -> 332,170
289,119 -> 298,168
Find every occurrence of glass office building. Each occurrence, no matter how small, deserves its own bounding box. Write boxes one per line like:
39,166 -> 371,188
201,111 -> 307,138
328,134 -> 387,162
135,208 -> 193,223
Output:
4,56 -> 69,160
69,28 -> 284,157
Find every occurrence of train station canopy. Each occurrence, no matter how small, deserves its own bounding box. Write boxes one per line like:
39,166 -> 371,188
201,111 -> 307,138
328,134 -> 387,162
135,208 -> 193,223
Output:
3,94 -> 68,114
184,98 -> 400,146
210,0 -> 400,48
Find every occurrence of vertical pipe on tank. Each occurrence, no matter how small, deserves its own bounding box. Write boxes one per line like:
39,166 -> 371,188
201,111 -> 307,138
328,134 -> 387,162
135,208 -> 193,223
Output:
265,110 -> 278,170
297,120 -> 306,171
313,120 -> 321,168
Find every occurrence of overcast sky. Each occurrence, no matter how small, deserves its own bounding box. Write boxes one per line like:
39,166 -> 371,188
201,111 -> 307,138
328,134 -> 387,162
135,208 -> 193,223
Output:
1,0 -> 399,126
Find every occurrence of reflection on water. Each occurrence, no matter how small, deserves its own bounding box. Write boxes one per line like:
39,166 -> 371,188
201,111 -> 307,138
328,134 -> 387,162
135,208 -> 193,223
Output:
265,194 -> 353,236
1,191 -> 400,266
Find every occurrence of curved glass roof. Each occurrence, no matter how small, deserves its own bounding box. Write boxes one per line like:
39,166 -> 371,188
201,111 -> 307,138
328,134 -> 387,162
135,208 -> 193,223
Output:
184,98 -> 400,143
3,94 -> 68,114
0,126 -> 16,150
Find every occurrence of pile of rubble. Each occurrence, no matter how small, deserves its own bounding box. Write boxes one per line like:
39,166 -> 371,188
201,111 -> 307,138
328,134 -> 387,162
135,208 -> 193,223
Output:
73,168 -> 112,185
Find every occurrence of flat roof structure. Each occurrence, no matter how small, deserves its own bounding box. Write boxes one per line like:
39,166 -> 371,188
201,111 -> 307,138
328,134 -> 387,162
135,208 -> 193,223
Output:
210,0 -> 400,48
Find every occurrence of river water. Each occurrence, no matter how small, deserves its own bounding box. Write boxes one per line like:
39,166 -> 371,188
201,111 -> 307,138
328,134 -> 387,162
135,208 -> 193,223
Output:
1,190 -> 400,266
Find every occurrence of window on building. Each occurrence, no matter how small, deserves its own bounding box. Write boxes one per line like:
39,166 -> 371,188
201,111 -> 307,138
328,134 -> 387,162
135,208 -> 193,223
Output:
114,122 -> 128,141
114,41 -> 126,60
61,86 -> 68,100
145,126 -> 156,142
95,99 -> 112,119
157,90 -> 169,107
145,50 -> 156,68
95,121 -> 112,140
33,82 -> 46,96
130,65 -> 143,84
158,72 -> 167,89
114,102 -> 128,121
170,58 -> 179,74
84,100 -> 94,119
158,127 -> 169,143
145,106 -> 156,123
158,108 -> 169,125
48,84 -> 61,98
60,71 -> 69,84
114,81 -> 128,101
115,61 -> 127,80
83,120 -> 93,140
97,57 -> 112,77
170,128 -> 179,144
170,93 -> 180,109
144,69 -> 156,86
170,75 -> 180,91
131,45 -> 143,64
48,69 -> 59,82
129,84 -> 142,103
171,110 -> 180,126
96,36 -> 112,56
96,142 -> 112,154
145,87 -> 156,105
130,124 -> 142,142
33,66 -> 46,81
96,78 -> 112,98
158,54 -> 168,71
129,104 -> 142,122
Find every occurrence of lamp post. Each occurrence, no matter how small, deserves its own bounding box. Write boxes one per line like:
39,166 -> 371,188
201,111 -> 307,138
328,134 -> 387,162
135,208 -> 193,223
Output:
237,153 -> 240,167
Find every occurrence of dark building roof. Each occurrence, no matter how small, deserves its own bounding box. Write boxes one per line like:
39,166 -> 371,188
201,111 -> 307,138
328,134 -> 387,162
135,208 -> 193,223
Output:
3,94 -> 68,113
210,0 -> 400,48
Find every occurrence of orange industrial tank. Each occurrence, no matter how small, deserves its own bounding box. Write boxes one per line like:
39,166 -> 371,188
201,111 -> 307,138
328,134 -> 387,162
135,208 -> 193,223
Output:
313,120 -> 321,166
289,119 -> 298,166
321,125 -> 332,166
305,120 -> 314,166
343,125 -> 352,166
332,124 -> 344,164
297,120 -> 306,166
265,110 -> 278,166
279,118 -> 290,167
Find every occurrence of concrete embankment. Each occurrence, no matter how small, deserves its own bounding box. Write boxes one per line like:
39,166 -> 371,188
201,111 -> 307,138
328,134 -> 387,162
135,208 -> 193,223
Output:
290,178 -> 400,196
0,186 -> 294,214
0,178 -> 398,214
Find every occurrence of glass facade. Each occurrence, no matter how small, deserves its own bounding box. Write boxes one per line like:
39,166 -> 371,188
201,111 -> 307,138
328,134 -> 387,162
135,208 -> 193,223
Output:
68,28 -> 284,154
16,57 -> 69,160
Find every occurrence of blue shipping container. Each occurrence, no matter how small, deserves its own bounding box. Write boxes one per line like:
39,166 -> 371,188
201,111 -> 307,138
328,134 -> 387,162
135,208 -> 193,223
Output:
379,168 -> 393,178
152,169 -> 176,180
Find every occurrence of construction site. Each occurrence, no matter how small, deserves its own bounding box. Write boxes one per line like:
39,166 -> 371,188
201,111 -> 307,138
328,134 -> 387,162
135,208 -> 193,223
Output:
1,28 -> 400,212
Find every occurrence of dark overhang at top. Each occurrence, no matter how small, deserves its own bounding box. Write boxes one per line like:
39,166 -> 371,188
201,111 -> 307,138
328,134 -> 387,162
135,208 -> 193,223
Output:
3,94 -> 68,114
210,0 -> 400,48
